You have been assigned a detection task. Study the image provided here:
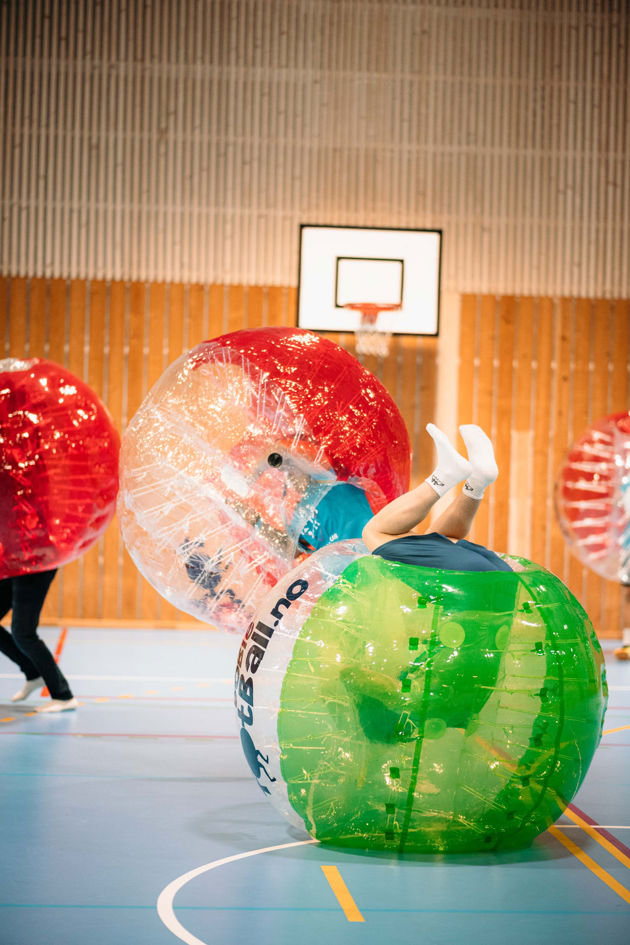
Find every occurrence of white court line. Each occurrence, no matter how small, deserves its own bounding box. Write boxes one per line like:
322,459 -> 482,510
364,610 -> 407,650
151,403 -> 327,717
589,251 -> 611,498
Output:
157,839 -> 318,945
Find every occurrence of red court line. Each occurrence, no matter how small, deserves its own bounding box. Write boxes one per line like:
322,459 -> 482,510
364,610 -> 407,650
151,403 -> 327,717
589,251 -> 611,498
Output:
568,803 -> 630,861
41,626 -> 68,698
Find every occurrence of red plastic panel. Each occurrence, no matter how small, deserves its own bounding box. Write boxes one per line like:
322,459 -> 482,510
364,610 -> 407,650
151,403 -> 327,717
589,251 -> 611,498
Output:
0,358 -> 120,578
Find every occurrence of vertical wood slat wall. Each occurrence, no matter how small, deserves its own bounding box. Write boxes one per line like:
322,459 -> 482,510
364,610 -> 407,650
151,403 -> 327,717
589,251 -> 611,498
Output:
2,0 -> 629,298
457,293 -> 630,639
2,275 -> 628,637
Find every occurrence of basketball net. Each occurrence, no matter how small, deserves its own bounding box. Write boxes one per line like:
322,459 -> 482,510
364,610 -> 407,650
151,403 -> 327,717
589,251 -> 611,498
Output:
343,302 -> 401,358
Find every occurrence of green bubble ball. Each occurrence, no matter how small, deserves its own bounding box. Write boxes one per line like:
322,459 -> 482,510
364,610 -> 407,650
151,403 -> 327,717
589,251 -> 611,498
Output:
236,549 -> 607,854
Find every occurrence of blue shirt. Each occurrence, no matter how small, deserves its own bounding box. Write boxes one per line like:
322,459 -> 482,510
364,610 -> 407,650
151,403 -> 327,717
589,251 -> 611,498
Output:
300,483 -> 373,551
372,533 -> 512,572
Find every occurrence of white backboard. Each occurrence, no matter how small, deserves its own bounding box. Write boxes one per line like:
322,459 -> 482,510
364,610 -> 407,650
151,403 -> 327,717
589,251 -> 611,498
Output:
297,225 -> 441,335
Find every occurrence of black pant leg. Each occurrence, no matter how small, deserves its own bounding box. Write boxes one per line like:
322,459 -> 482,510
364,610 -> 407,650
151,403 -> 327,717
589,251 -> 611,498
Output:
0,577 -> 42,679
11,570 -> 73,700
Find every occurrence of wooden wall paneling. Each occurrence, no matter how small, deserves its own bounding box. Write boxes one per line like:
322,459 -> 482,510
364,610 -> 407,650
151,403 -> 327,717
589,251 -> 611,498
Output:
67,281 -> 87,378
380,338 -> 400,420
120,282 -> 146,622
470,295 -> 496,548
8,277 -> 27,354
168,283 -> 186,361
602,299 -> 627,636
60,280 -> 89,620
158,281 -> 189,626
379,341 -> 405,479
607,299 -> 630,636
457,294 -> 477,428
418,339 -> 438,485
509,297 -> 535,559
101,281 -> 126,622
590,300 -> 613,420
0,277 -> 8,353
40,279 -> 69,619
79,281 -> 108,620
548,299 -> 573,595
267,286 -> 287,327
46,278 -> 68,366
286,287 -> 297,326
3,4 -> 628,300
585,300 -> 614,630
530,298 -> 555,570
493,296 -> 516,555
140,282 -> 169,622
566,299 -> 593,601
207,284 -> 224,339
246,285 -> 265,330
610,299 -> 629,408
397,338 -> 423,487
146,283 -> 167,388
188,283 -> 206,347
27,277 -> 47,358
227,284 -> 246,334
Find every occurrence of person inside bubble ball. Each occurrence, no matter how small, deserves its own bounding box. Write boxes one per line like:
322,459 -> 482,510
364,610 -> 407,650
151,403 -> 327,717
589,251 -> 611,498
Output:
362,422 -> 512,572
342,423 -> 513,744
0,569 -> 78,712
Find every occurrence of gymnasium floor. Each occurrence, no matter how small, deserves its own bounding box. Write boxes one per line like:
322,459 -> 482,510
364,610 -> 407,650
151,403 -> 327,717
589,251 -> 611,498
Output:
0,626 -> 628,945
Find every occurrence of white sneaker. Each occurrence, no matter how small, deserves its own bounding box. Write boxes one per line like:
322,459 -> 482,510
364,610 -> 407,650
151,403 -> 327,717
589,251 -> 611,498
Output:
11,677 -> 44,702
37,697 -> 79,713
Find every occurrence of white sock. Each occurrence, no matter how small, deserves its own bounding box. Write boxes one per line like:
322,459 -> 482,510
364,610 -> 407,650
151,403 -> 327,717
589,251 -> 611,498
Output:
11,677 -> 44,702
459,424 -> 498,499
424,423 -> 472,497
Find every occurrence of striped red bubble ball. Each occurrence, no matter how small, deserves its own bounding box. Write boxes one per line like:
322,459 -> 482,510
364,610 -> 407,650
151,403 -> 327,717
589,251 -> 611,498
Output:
555,411 -> 630,582
118,328 -> 411,633
0,358 -> 120,578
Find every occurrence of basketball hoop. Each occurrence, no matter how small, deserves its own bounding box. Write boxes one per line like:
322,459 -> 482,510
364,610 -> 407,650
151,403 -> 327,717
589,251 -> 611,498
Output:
343,302 -> 401,358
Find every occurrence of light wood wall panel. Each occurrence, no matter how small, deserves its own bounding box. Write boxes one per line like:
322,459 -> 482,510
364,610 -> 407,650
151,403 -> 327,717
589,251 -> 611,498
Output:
1,0 -> 628,297
458,293 -> 630,639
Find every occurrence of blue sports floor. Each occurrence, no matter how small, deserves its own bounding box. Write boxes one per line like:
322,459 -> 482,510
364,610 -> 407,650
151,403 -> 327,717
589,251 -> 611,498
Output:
0,627 -> 628,945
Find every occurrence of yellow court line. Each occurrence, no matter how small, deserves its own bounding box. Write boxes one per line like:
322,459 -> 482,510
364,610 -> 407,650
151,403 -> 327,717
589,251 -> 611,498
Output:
548,826 -> 630,905
563,808 -> 630,870
321,865 -> 365,922
603,724 -> 630,735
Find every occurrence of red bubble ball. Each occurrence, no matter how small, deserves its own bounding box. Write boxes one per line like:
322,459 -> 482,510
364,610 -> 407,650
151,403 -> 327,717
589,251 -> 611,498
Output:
555,411 -> 630,582
209,327 -> 411,508
0,358 -> 120,578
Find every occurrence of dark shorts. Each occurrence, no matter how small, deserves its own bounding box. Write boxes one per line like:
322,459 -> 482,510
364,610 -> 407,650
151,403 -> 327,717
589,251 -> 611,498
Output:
372,533 -> 512,572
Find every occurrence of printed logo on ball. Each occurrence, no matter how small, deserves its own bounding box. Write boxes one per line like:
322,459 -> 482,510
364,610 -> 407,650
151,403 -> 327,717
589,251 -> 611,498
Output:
234,577 -> 308,794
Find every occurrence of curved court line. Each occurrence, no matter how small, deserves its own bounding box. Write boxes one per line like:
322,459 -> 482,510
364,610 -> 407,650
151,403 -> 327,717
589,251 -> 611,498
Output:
157,838 -> 318,945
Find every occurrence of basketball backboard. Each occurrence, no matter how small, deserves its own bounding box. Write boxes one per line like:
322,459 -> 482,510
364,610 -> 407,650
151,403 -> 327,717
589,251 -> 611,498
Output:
297,225 -> 441,337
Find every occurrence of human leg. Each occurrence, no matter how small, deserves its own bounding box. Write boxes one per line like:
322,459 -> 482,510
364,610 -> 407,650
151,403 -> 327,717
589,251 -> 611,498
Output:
430,425 -> 498,539
431,493 -> 482,540
363,424 -> 471,551
460,424 -> 498,499
0,577 -> 44,686
10,570 -> 74,702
